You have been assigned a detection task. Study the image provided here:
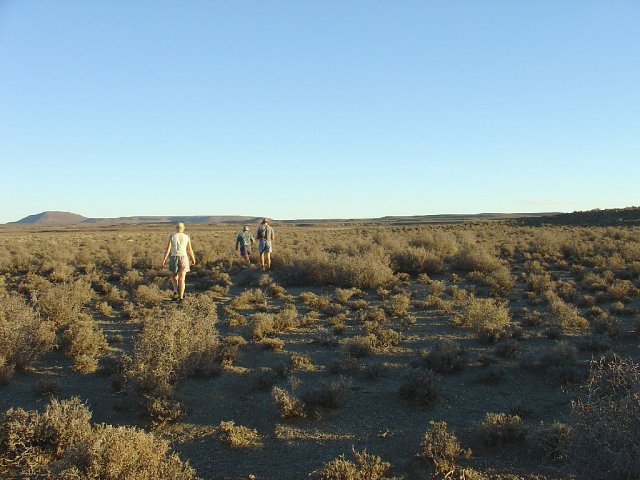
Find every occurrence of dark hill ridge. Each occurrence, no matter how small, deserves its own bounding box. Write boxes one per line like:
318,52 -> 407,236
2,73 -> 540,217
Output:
521,207 -> 640,227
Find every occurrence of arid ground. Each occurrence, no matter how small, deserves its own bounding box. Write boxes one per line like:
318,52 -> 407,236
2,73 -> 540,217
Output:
1,216 -> 639,479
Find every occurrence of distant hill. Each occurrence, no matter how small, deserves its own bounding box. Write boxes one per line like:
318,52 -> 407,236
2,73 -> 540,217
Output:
9,212 -> 260,226
11,211 -> 88,225
521,207 -> 640,227
8,211 -> 559,226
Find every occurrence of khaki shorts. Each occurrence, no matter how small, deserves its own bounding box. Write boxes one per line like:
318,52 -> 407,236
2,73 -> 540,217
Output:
168,255 -> 190,274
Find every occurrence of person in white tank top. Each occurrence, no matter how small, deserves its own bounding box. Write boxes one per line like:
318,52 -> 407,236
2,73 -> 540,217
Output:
162,222 -> 196,301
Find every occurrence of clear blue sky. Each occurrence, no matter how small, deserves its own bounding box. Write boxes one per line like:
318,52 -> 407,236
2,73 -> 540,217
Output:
1,1 -> 638,223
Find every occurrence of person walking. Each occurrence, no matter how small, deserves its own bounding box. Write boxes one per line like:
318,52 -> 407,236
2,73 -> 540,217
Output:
256,218 -> 275,271
162,222 -> 196,301
235,225 -> 255,267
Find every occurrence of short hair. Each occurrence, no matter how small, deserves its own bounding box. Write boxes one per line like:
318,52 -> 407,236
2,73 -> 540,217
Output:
176,222 -> 185,232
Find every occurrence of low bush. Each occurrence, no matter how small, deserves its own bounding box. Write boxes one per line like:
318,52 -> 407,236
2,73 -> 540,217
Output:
418,421 -> 471,474
302,376 -> 352,410
454,297 -> 511,343
476,413 -> 526,446
126,307 -> 219,418
398,368 -> 440,406
218,420 -> 262,449
1,397 -> 196,479
311,449 -> 395,480
0,292 -> 56,374
272,386 -> 306,418
532,421 -> 572,462
414,340 -> 466,374
546,292 -> 589,333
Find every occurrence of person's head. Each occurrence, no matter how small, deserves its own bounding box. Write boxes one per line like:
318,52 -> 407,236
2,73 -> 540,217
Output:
243,225 -> 249,232
176,222 -> 185,232
261,218 -> 269,225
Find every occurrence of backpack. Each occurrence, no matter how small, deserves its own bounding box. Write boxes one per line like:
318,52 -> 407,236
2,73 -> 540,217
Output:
257,225 -> 268,240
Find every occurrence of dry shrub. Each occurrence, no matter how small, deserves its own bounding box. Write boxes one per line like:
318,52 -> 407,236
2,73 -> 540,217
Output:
329,356 -> 359,375
493,338 -> 520,358
62,315 -> 108,373
356,308 -> 387,324
35,279 -> 93,327
476,413 -> 526,446
273,304 -> 298,331
527,273 -> 554,292
284,249 -> 394,289
483,266 -> 515,296
290,354 -> 315,371
454,297 -> 511,343
334,288 -> 363,305
218,420 -> 262,448
546,292 -> 589,332
0,292 -> 56,373
134,284 -> 168,306
571,355 -> 640,478
261,337 -> 285,351
311,449 -> 396,480
345,335 -> 377,358
0,397 -> 92,474
453,243 -> 502,274
418,421 -> 471,474
54,423 -> 198,479
231,288 -> 266,310
302,376 -> 352,410
532,421 -> 572,462
414,340 -> 466,374
399,368 -> 440,406
251,313 -> 275,340
591,315 -> 623,338
272,386 -> 306,418
126,308 -> 219,410
391,247 -> 445,275
299,291 -> 331,309
538,342 -> 583,384
385,293 -> 410,317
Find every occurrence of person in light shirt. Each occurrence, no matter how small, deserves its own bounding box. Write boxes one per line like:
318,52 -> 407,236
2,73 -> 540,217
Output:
162,222 -> 196,301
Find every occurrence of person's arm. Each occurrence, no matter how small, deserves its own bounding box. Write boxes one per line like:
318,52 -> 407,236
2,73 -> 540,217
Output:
162,237 -> 171,266
187,238 -> 196,265
250,234 -> 255,245
235,236 -> 240,251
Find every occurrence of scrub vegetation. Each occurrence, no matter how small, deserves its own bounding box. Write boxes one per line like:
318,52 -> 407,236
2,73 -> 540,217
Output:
1,214 -> 639,479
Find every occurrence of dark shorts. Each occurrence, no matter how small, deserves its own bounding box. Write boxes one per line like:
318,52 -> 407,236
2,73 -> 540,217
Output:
240,245 -> 252,256
168,255 -> 190,274
258,239 -> 272,254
